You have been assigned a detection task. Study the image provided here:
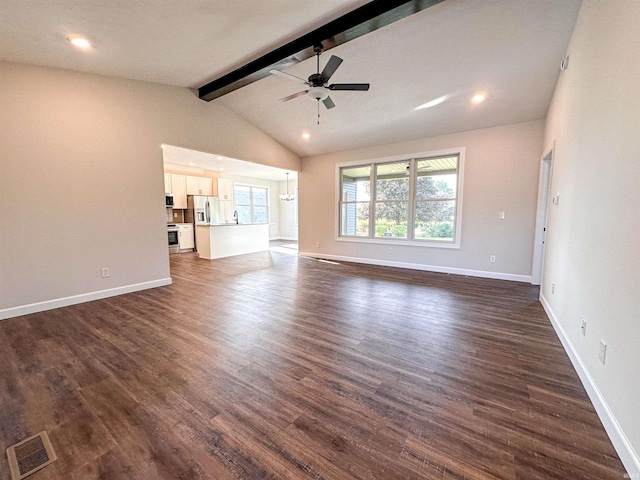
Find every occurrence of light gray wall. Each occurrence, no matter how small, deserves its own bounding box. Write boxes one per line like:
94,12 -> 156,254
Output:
0,61 -> 299,317
541,0 -> 640,473
299,120 -> 544,281
278,179 -> 298,240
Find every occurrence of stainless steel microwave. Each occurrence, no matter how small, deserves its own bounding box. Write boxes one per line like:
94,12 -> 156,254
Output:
165,195 -> 174,207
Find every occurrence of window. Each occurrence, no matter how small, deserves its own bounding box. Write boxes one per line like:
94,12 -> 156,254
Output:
294,186 -> 299,226
234,184 -> 269,224
340,165 -> 370,237
338,150 -> 463,247
375,161 -> 410,239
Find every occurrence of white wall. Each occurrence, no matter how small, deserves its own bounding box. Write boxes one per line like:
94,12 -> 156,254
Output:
0,61 -> 299,318
540,1 -> 640,474
299,120 -> 544,281
278,179 -> 299,240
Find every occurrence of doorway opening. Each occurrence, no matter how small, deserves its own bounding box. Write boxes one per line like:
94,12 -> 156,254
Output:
531,146 -> 553,285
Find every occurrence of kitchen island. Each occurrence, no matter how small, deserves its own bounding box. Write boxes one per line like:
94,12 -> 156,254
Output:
195,223 -> 269,259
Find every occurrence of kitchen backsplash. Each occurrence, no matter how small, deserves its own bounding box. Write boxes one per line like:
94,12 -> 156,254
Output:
167,208 -> 185,223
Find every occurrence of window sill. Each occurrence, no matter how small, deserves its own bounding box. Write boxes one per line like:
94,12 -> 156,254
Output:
335,236 -> 460,249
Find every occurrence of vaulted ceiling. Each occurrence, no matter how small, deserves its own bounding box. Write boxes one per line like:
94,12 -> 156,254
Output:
1,0 -> 581,159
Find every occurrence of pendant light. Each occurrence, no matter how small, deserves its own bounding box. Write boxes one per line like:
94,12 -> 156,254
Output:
280,172 -> 295,201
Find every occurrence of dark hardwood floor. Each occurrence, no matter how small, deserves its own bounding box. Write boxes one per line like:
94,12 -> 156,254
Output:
0,250 -> 626,479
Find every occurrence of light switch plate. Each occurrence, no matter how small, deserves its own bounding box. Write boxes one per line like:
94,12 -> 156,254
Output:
599,340 -> 607,364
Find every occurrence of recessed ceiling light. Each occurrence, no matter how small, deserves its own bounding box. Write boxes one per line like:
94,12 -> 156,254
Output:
301,132 -> 310,140
188,162 -> 194,166
217,156 -> 224,161
471,93 -> 486,104
67,35 -> 91,49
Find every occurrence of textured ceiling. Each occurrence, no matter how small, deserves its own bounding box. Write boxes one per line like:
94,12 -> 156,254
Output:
0,0 -> 370,88
218,0 -> 582,157
1,0 -> 582,162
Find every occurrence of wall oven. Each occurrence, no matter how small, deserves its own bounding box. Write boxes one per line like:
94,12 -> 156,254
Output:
167,224 -> 179,253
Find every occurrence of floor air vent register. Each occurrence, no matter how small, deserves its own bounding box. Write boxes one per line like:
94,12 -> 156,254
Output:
6,431 -> 57,480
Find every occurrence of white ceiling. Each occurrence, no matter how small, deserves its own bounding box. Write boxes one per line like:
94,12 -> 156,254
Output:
162,144 -> 296,182
1,0 -> 581,162
0,0 -> 370,88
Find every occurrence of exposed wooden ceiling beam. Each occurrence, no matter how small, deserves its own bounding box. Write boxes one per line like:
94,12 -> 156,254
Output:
198,0 -> 444,102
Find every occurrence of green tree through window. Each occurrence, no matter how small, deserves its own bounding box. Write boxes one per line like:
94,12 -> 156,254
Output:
339,153 -> 461,244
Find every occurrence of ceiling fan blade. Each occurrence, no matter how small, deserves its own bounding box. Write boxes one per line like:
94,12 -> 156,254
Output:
269,69 -> 309,85
279,90 -> 308,102
322,96 -> 336,109
328,83 -> 370,91
320,55 -> 343,82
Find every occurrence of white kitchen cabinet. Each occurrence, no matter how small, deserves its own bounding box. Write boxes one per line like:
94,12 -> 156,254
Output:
198,177 -> 213,196
178,224 -> 194,251
166,173 -> 213,205
187,176 -> 213,195
171,174 -> 187,208
186,176 -> 198,195
219,200 -> 235,224
218,178 -> 233,201
217,178 -> 235,222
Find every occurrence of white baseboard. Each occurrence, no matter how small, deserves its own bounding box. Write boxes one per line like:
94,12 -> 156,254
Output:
0,278 -> 172,321
271,236 -> 298,241
540,294 -> 640,477
298,252 -> 532,283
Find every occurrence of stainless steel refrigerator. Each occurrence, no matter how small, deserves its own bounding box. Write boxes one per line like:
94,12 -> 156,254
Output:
186,195 -> 220,225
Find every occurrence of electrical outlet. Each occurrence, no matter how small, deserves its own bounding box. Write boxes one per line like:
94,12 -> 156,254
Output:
101,267 -> 110,278
551,283 -> 555,294
499,211 -> 505,219
316,242 -> 320,248
489,255 -> 496,263
581,319 -> 587,337
388,247 -> 394,255
599,340 -> 607,364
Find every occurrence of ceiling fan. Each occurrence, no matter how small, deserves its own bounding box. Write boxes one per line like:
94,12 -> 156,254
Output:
270,44 -> 370,123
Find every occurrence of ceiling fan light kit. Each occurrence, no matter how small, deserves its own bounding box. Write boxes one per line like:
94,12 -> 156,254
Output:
308,86 -> 329,101
271,43 -> 370,124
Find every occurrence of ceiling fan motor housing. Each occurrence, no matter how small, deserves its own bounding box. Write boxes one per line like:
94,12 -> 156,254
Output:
274,49 -> 368,108
308,73 -> 325,86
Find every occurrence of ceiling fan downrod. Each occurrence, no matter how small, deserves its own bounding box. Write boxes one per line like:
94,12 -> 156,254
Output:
316,46 -> 322,125
271,41 -> 370,124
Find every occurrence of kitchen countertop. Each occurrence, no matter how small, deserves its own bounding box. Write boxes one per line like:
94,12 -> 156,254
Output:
197,223 -> 269,227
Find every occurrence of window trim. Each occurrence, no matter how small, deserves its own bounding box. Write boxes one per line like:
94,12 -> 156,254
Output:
335,147 -> 465,249
234,183 -> 270,224
294,186 -> 299,226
